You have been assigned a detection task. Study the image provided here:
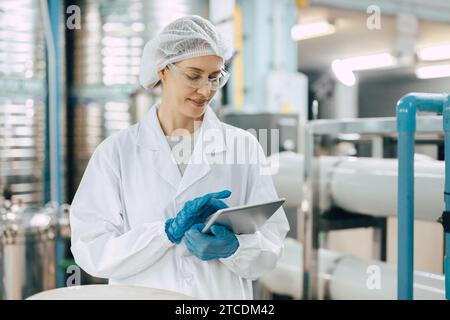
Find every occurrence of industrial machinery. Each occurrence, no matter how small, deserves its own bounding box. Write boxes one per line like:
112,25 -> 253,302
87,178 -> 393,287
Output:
0,201 -> 56,300
267,107 -> 449,300
0,199 -> 70,299
260,237 -> 445,300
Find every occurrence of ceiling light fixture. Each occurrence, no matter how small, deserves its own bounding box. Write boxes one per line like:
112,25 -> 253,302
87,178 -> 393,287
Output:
415,64 -> 450,79
338,53 -> 397,71
291,20 -> 336,41
418,43 -> 450,61
331,59 -> 356,86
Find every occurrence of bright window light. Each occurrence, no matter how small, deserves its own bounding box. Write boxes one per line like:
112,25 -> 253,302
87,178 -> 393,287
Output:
331,59 -> 356,86
415,64 -> 450,79
339,53 -> 397,71
418,43 -> 450,61
291,20 -> 336,41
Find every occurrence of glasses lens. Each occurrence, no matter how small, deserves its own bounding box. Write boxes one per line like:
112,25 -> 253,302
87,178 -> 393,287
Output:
171,64 -> 229,90
217,70 -> 229,89
208,70 -> 229,90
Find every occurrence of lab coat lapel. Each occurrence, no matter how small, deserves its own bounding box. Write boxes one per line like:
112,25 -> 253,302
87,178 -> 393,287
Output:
136,105 -> 182,190
175,106 -> 227,198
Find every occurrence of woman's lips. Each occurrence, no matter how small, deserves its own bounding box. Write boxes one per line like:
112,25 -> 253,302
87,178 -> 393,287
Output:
188,99 -> 207,108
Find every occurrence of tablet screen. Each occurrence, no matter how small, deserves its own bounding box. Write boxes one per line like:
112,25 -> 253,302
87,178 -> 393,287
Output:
201,198 -> 285,234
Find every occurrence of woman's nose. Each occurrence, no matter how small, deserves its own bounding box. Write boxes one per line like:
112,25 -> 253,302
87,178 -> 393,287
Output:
197,82 -> 212,97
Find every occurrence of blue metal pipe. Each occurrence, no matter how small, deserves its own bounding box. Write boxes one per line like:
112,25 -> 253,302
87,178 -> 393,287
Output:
397,92 -> 444,115
396,97 -> 416,300
48,0 -> 64,288
397,131 -> 415,299
396,93 -> 446,300
48,0 -> 62,204
443,94 -> 450,300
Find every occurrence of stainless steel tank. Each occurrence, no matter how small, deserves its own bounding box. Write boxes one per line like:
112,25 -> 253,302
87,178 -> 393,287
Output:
0,0 -> 46,205
0,201 -> 58,300
0,100 -> 45,205
71,0 -> 208,193
0,0 -> 45,78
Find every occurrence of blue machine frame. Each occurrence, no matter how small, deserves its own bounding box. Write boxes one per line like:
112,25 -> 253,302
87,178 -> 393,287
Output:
396,92 -> 450,300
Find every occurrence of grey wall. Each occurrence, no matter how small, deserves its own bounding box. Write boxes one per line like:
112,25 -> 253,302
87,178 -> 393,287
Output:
359,76 -> 450,118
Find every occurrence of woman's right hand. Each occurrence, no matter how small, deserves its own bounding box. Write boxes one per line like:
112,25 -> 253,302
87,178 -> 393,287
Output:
165,189 -> 231,244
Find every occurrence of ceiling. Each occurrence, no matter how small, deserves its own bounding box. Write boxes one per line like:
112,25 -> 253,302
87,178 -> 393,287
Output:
296,5 -> 450,79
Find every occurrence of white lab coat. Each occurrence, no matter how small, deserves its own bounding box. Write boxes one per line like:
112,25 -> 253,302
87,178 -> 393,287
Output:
70,104 -> 290,299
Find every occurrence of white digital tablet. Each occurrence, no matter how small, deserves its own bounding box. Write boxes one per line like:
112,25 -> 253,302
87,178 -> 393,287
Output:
201,198 -> 285,234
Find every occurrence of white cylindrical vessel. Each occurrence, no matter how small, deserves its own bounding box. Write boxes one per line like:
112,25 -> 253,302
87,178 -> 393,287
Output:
270,152 -> 445,221
269,152 -> 304,208
328,255 -> 445,300
260,238 -> 446,300
330,157 -> 444,221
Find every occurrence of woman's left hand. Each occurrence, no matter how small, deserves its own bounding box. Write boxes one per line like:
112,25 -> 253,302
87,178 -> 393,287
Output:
184,223 -> 239,261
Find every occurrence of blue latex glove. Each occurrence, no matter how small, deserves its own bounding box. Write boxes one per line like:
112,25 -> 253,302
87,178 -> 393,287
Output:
184,223 -> 239,260
165,190 -> 231,244
192,197 -> 230,226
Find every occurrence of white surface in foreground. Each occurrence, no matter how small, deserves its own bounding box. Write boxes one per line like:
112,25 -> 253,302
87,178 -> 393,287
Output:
27,284 -> 193,300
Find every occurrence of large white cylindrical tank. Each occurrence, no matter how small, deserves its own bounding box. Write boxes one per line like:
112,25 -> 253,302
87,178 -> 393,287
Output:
269,152 -> 304,207
330,157 -> 444,221
270,152 -> 445,221
260,238 -> 445,300
328,255 -> 445,300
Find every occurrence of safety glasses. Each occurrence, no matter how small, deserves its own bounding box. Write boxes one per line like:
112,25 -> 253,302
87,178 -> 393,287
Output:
167,63 -> 230,90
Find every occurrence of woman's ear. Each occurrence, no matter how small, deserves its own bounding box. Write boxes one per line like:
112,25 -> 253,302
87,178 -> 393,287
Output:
157,68 -> 166,83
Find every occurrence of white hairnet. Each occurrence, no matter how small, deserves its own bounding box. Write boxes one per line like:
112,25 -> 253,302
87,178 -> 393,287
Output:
139,15 -> 233,89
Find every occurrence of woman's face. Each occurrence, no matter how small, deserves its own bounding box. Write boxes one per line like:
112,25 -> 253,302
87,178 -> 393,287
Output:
159,55 -> 224,119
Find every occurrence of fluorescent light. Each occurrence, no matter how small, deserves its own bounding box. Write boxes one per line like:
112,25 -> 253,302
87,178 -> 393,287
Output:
415,64 -> 450,79
418,44 -> 450,61
331,59 -> 356,86
339,53 -> 397,71
338,133 -> 361,141
291,20 -> 336,41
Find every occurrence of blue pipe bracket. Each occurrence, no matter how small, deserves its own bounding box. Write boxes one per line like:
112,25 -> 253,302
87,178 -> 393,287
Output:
396,92 -> 449,300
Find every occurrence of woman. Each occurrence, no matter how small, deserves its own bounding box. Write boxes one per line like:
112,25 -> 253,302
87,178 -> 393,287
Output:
70,15 -> 289,300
